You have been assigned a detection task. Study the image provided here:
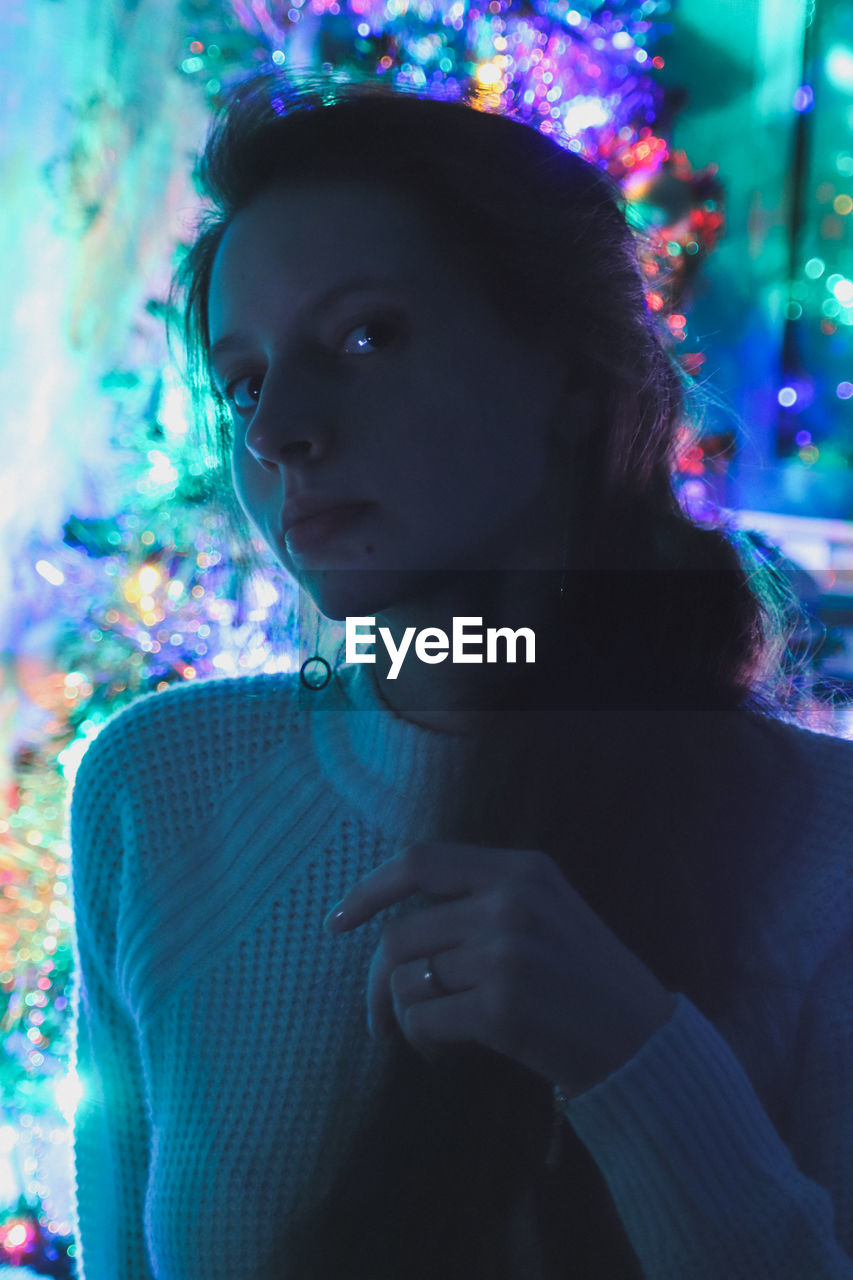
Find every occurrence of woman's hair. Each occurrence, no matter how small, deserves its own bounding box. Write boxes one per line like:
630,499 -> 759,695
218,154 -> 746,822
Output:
167,70 -> 839,1277
168,67 -> 837,725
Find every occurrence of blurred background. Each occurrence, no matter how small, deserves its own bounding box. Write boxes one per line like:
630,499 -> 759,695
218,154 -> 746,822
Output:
1,0 -> 852,1270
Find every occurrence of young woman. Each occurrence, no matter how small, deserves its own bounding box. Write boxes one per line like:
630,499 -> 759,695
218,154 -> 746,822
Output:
69,71 -> 853,1279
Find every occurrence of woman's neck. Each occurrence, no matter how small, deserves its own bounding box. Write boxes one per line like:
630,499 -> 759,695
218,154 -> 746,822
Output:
370,568 -> 569,732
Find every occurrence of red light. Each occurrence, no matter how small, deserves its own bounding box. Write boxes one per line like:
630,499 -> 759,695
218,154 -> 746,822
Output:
678,444 -> 705,476
682,352 -> 707,375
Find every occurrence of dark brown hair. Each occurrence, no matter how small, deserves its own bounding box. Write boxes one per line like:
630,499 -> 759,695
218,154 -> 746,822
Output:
167,69 -> 832,1277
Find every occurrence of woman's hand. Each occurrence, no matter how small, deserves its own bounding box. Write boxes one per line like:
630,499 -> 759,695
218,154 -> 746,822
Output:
324,842 -> 677,1098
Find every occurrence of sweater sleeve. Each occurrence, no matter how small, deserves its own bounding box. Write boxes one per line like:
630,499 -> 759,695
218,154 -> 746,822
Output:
69,721 -> 156,1280
560,987 -> 853,1279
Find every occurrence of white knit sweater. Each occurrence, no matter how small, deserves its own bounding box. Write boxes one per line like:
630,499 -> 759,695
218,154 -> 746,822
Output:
69,659 -> 853,1278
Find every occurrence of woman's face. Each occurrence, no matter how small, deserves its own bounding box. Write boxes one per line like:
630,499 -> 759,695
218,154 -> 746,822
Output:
207,177 -> 582,621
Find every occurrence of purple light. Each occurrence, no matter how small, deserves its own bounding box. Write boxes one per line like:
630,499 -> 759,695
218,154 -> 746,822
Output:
838,382 -> 853,400
795,430 -> 812,446
793,84 -> 814,112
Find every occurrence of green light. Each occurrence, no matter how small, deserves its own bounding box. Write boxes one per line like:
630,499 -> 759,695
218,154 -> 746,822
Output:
825,45 -> 853,93
805,257 -> 825,279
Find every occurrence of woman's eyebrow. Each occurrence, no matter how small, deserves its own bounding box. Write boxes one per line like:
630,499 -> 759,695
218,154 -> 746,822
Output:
209,274 -> 403,371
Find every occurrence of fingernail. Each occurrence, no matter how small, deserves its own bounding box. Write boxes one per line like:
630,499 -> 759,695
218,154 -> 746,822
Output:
323,902 -> 347,933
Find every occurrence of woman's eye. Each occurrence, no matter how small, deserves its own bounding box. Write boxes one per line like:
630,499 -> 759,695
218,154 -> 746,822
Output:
339,315 -> 398,356
224,373 -> 263,411
222,315 -> 397,411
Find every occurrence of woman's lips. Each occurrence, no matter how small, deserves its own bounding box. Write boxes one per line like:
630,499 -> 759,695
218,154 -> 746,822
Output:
283,502 -> 372,554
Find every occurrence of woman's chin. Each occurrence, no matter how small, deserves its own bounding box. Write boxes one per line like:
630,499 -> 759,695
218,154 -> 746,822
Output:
291,565 -> 425,624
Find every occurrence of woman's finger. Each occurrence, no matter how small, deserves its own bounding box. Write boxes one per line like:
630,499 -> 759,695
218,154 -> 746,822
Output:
385,933 -> 543,1052
387,952 -> 468,1026
366,895 -> 483,1035
396,974 -> 539,1066
396,986 -> 485,1060
366,880 -> 554,1036
326,840 -> 552,933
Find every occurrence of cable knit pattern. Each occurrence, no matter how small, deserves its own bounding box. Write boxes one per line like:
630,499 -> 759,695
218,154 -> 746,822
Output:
68,661 -> 853,1279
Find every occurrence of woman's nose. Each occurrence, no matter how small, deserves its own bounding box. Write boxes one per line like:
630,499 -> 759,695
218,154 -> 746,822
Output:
246,421 -> 315,469
243,374 -> 330,470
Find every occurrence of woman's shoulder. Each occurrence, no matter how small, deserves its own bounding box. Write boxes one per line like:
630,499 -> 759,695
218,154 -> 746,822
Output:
735,707 -> 853,975
73,670 -> 307,801
768,706 -> 853,758
69,673 -> 312,941
737,702 -> 853,787
742,706 -> 853,835
94,668 -> 303,740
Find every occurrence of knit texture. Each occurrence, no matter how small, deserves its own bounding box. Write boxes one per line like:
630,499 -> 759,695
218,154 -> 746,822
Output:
68,660 -> 853,1279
